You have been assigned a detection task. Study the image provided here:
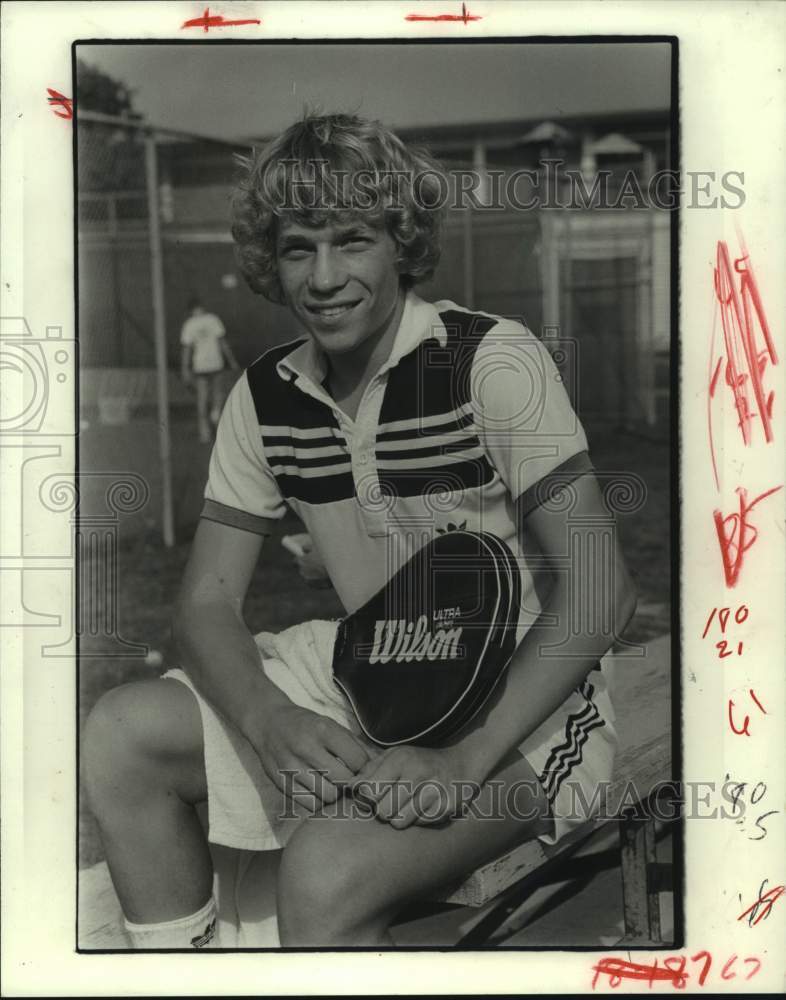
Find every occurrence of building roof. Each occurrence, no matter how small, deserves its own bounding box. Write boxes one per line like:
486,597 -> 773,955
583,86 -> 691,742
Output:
248,109 -> 670,152
587,132 -> 645,155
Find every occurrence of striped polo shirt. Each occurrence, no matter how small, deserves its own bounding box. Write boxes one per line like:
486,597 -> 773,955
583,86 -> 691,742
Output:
202,290 -> 592,629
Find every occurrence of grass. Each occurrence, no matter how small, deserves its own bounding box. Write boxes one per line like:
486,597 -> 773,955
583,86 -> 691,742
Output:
77,413 -> 671,868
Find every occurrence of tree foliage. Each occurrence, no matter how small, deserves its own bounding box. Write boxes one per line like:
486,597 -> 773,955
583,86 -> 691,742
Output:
76,59 -> 143,119
76,60 -> 146,193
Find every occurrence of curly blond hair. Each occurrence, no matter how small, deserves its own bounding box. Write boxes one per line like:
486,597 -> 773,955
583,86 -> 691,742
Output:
230,112 -> 446,303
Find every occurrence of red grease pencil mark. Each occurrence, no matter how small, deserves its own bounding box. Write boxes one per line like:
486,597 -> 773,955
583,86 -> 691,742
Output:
47,88 -> 73,120
720,955 -> 739,979
713,485 -> 782,587
738,882 -> 785,926
691,951 -> 712,986
744,956 -> 762,979
707,302 -> 722,490
591,951 -> 762,989
728,690 -> 767,736
709,356 -> 724,396
591,956 -> 683,988
701,604 -> 748,639
728,699 -> 751,736
182,7 -> 260,31
405,2 -> 481,22
711,238 -> 778,450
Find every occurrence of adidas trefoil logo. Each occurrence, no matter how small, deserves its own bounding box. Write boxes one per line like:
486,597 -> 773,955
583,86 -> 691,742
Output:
190,917 -> 216,948
436,520 -> 467,535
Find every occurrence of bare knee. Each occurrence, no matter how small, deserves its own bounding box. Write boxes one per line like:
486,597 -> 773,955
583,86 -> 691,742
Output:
83,680 -> 206,822
277,821 -> 398,945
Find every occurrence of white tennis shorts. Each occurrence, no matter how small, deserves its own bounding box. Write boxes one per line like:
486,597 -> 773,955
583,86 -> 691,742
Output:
164,619 -> 618,850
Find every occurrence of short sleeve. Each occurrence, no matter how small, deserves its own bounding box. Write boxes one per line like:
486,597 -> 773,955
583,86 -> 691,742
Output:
211,315 -> 226,338
201,372 -> 287,534
180,320 -> 193,347
471,321 -> 592,516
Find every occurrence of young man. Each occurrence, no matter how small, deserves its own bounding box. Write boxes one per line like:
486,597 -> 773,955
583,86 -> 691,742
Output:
180,298 -> 240,443
84,112 -> 636,948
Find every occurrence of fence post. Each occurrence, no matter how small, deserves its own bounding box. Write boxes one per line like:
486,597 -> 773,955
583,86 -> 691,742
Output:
144,130 -> 175,548
539,210 -> 559,330
462,205 -> 475,310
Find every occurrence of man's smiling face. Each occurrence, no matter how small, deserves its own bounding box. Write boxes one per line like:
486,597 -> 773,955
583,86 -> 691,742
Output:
275,215 -> 403,358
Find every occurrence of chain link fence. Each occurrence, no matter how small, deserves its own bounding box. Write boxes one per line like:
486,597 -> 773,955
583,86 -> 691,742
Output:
76,118 -> 547,373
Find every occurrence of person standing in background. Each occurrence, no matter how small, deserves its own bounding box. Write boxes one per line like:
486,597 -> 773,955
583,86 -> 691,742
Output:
180,298 -> 240,443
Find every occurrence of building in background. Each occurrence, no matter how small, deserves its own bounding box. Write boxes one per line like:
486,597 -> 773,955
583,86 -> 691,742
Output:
78,107 -> 671,432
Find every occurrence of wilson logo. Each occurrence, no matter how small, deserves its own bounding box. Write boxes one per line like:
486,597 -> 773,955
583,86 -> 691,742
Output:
368,616 -> 463,664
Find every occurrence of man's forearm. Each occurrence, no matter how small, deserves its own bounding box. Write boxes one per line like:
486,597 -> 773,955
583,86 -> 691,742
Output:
172,601 -> 291,741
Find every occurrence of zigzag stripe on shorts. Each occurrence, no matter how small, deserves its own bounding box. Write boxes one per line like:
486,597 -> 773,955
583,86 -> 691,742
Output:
539,680 -> 606,803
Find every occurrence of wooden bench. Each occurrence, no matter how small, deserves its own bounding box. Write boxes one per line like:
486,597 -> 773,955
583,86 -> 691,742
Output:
79,634 -> 672,949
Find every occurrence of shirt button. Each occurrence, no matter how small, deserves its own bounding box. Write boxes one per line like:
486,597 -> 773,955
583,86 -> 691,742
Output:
358,452 -> 369,465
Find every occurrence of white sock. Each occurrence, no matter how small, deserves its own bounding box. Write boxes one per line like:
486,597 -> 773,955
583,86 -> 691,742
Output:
124,896 -> 219,949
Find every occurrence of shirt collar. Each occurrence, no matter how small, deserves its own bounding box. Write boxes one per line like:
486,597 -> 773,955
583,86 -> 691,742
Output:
275,289 -> 447,385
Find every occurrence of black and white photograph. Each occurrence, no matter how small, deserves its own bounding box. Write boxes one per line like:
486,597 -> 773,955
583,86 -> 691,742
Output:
73,38 -> 678,951
6,2 -> 786,993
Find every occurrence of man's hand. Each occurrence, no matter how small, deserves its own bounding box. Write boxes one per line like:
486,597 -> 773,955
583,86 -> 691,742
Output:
348,744 -> 483,829
282,533 -> 332,589
248,702 -> 372,806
